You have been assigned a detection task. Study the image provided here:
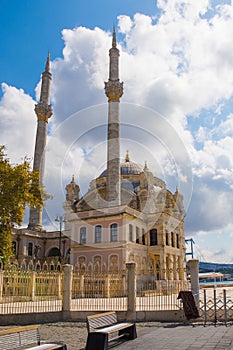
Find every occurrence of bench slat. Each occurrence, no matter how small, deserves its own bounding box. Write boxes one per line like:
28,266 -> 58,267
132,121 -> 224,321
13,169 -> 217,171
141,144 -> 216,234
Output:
26,344 -> 65,350
0,333 -> 20,350
87,312 -> 118,332
20,328 -> 40,347
0,325 -> 66,350
0,325 -> 39,337
95,323 -> 134,334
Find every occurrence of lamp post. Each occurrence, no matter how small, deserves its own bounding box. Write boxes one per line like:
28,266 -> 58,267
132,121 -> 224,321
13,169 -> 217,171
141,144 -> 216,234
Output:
55,215 -> 66,263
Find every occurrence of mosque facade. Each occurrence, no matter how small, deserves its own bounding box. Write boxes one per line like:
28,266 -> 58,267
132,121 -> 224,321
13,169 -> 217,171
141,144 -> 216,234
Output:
12,30 -> 187,281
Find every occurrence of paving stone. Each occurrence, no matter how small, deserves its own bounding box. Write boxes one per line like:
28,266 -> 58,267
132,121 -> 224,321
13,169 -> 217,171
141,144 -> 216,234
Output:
1,322 -> 233,350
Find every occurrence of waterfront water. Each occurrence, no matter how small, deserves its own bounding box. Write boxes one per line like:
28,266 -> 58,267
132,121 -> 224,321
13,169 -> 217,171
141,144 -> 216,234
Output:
200,280 -> 233,286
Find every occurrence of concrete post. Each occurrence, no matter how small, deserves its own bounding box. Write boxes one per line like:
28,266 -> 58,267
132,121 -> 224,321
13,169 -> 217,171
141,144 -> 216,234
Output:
188,259 -> 199,310
62,264 -> 73,312
126,262 -> 136,319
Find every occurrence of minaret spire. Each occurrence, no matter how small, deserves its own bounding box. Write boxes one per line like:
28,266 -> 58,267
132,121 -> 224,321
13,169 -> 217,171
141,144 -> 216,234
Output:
112,27 -> 117,48
45,52 -> 50,72
28,54 -> 53,231
105,28 -> 123,206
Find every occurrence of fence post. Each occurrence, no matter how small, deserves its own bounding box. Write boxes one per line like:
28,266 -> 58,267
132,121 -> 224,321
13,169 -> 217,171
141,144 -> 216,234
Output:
188,259 -> 199,310
80,275 -> 85,298
126,262 -> 136,320
30,271 -> 36,301
0,271 -> 3,302
57,272 -> 62,300
62,264 -> 73,312
104,275 -> 110,298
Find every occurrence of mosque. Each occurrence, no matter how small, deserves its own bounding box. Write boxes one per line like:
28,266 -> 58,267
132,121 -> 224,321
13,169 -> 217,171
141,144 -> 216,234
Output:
12,30 -> 187,281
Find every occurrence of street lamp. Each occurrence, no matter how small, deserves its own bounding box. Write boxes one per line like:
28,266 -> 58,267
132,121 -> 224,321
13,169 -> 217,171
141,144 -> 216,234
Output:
55,215 -> 66,263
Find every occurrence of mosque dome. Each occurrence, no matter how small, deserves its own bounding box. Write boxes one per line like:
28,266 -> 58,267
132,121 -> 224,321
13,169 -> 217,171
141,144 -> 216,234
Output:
98,151 -> 143,178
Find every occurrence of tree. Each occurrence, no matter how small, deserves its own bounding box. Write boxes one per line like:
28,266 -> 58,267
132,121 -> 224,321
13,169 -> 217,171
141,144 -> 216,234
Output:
0,146 -> 43,264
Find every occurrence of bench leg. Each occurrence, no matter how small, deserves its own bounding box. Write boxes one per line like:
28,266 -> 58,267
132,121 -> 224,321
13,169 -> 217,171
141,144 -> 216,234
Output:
86,332 -> 108,350
119,324 -> 137,340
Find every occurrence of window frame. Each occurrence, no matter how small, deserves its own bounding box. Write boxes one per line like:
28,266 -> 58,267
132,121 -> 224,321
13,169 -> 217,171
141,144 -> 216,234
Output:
80,227 -> 87,244
110,223 -> 118,242
94,225 -> 102,243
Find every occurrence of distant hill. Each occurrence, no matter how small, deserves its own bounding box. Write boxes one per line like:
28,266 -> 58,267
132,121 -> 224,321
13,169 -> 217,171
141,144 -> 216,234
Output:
199,261 -> 233,271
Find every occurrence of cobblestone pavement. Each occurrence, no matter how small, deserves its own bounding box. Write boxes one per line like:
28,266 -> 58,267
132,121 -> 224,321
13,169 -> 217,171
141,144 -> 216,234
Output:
39,322 -> 156,349
1,322 -> 233,350
39,322 -> 233,350
117,323 -> 233,350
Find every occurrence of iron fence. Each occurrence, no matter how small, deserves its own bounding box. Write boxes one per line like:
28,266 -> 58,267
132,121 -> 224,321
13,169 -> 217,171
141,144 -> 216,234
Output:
0,262 -> 62,314
199,287 -> 233,324
0,261 -> 190,314
136,279 -> 190,311
72,267 -> 128,311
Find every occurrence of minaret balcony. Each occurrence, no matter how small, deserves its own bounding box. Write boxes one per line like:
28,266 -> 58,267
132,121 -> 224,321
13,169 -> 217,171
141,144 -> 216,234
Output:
105,80 -> 123,102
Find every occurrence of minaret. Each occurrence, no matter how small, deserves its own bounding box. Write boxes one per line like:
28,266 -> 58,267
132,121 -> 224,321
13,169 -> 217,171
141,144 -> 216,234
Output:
104,28 -> 123,206
28,53 -> 53,230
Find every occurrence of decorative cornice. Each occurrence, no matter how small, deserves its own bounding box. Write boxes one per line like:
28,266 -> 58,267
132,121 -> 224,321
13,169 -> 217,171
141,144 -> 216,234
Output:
105,80 -> 123,102
34,103 -> 53,122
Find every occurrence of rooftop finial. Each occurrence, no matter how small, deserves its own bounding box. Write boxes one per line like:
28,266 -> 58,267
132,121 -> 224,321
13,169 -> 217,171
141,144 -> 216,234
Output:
125,150 -> 130,162
144,161 -> 148,170
112,27 -> 117,48
45,52 -> 50,72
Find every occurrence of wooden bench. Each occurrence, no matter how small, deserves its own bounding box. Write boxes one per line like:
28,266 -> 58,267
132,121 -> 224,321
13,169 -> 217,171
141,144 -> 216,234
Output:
86,311 -> 137,350
0,325 -> 67,350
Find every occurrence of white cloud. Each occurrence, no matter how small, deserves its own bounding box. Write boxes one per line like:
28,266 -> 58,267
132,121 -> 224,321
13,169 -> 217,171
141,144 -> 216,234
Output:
0,83 -> 36,163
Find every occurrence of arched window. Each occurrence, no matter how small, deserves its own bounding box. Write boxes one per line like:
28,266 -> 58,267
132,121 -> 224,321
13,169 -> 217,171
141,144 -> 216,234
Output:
95,225 -> 102,243
78,256 -> 86,270
129,224 -> 133,242
110,223 -> 118,242
109,254 -> 118,271
136,227 -> 140,244
80,227 -> 86,244
176,233 -> 180,248
129,253 -> 134,262
142,228 -> 145,245
28,242 -> 33,256
94,255 -> 102,271
166,230 -> 169,245
150,229 -> 158,246
171,232 -> 175,247
47,247 -> 59,257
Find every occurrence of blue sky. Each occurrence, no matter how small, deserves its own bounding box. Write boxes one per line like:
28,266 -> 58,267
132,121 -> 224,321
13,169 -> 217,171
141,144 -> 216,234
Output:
1,0 -> 233,263
0,0 -> 157,97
